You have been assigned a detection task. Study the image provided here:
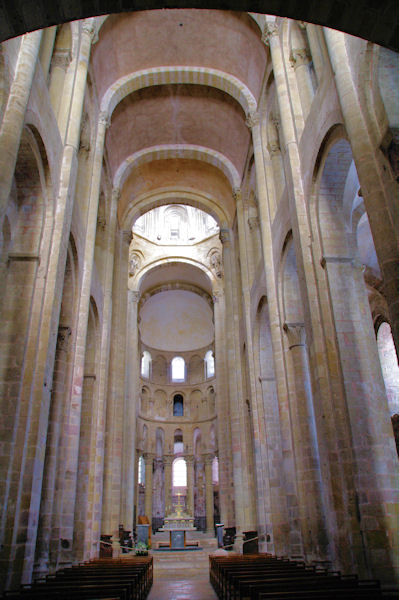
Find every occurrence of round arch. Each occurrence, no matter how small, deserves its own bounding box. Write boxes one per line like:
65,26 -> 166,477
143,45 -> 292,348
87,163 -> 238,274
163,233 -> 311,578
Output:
114,145 -> 241,192
101,66 -> 257,118
120,188 -> 231,231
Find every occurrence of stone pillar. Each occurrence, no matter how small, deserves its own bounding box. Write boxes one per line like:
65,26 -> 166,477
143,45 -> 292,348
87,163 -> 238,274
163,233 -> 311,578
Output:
0,30 -> 42,226
143,453 -> 154,524
324,28 -> 399,362
102,229 -> 130,542
283,323 -> 326,562
219,227 -> 252,549
120,287 -> 140,532
247,105 -> 298,558
204,454 -> 214,534
60,107 -> 110,566
163,455 -> 173,516
212,291 -> 234,527
186,455 -> 195,517
234,188 -> 267,544
1,21 -> 96,590
85,186 -> 119,559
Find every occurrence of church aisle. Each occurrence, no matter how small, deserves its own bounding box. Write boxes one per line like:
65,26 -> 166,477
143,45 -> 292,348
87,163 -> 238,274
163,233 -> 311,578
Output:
147,573 -> 218,600
147,543 -> 218,600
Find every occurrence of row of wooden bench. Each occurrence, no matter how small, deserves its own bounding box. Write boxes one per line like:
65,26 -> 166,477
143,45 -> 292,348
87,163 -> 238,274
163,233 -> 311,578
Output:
209,554 -> 387,600
3,556 -> 153,600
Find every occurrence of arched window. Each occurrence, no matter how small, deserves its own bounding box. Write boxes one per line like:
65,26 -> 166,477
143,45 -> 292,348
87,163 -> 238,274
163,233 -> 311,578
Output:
138,456 -> 145,485
204,350 -> 215,378
171,356 -> 185,381
172,457 -> 187,487
173,394 -> 184,416
174,429 -> 184,454
141,350 -> 151,378
377,321 -> 399,416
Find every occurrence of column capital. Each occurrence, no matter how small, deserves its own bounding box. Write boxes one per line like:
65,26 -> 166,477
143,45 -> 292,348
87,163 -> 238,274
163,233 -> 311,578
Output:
112,187 -> 121,203
248,216 -> 260,231
212,289 -> 223,304
203,453 -> 215,465
57,326 -> 71,352
232,187 -> 242,202
122,230 -> 132,245
245,111 -> 260,130
163,454 -> 174,466
219,228 -> 231,245
185,454 -> 195,465
51,49 -> 71,70
261,22 -> 279,46
290,48 -> 310,69
129,290 -> 140,303
99,111 -> 111,129
82,21 -> 97,42
143,452 -> 155,463
283,322 -> 306,348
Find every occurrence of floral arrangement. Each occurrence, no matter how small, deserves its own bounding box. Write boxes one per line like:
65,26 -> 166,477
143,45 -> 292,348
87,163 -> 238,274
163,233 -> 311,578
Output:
135,541 -> 149,555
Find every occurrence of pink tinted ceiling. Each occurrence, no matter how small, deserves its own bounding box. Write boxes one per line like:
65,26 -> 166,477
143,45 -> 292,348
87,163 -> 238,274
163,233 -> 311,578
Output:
106,85 -> 250,179
119,158 -> 235,225
92,9 -> 266,102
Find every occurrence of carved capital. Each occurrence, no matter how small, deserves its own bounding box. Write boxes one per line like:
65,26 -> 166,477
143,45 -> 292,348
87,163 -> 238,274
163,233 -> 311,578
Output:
283,322 -> 306,348
209,249 -> 223,279
82,21 -> 96,42
203,453 -> 214,466
262,22 -> 279,46
248,216 -> 260,231
245,111 -> 260,130
52,49 -> 71,70
112,187 -> 121,203
232,187 -> 242,202
163,454 -> 174,466
290,48 -> 310,69
219,228 -> 230,245
143,452 -> 155,464
130,290 -> 140,303
99,111 -> 110,129
122,230 -> 132,245
185,454 -> 195,466
268,141 -> 280,157
129,252 -> 141,277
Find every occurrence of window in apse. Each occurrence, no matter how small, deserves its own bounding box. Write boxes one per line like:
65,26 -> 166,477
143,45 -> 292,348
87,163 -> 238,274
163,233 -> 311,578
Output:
171,356 -> 185,382
173,457 -> 187,487
205,350 -> 215,378
141,351 -> 151,379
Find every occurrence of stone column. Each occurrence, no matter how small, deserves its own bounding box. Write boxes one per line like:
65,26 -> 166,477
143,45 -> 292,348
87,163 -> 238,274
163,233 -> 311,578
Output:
85,186 -> 119,559
163,455 -> 174,516
60,107 -> 110,566
283,323 -> 326,562
185,455 -> 195,517
120,287 -> 140,532
0,30 -> 42,226
324,28 -> 399,361
235,188 -> 266,542
1,21 -> 96,590
212,290 -> 234,527
219,227 -> 252,550
204,454 -> 214,534
143,453 -> 155,524
102,229 -> 130,543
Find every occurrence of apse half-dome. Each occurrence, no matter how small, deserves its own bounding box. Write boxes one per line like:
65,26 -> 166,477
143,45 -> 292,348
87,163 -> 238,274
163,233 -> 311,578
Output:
139,289 -> 214,351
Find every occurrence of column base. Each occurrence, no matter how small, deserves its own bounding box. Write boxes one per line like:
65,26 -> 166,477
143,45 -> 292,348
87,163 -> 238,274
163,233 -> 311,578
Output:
233,532 -> 244,553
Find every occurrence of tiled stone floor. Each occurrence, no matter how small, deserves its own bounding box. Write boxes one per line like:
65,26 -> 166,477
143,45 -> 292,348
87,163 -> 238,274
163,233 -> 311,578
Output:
147,571 -> 218,600
147,545 -> 218,600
